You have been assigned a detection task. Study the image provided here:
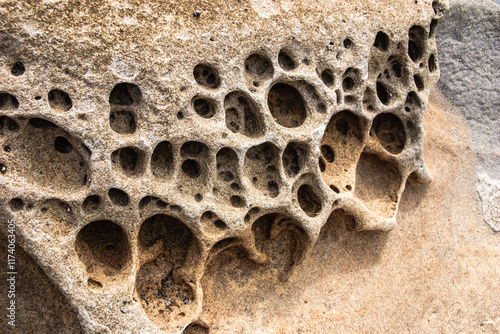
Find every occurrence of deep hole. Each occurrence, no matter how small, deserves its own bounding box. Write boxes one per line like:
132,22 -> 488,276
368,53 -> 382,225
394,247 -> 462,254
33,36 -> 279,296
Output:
230,195 -> 245,208
0,163 -> 6,174
181,141 -> 207,156
177,111 -> 184,119
151,141 -> 173,178
195,193 -> 203,202
138,196 -> 152,210
376,81 -> 390,105
405,91 -> 420,112
118,147 -> 139,172
244,53 -> 273,78
109,83 -> 142,105
320,69 -> 334,87
54,136 -> 73,153
320,145 -> 335,163
319,157 -> 326,172
9,198 -> 24,211
346,185 -> 352,191
156,199 -> 167,208
34,96 -> 42,100
48,89 -> 72,111
343,38 -> 353,49
330,185 -> 340,193
182,159 -> 200,178
374,31 -> 389,51
0,93 -> 19,110
342,77 -> 355,91
183,323 -> 209,334
428,54 -> 437,72
83,195 -> 100,212
4,146 -> 11,152
224,91 -> 264,137
28,117 -> 56,129
282,142 -> 304,177
278,51 -> 296,70
429,19 -> 438,37
108,188 -> 130,206
267,181 -> 279,198
193,64 -> 220,89
87,278 -> 103,289
11,62 -> 25,76
335,118 -> 349,135
392,61 -> 402,78
0,116 -> 19,132
372,113 -> 406,154
109,110 -> 136,134
75,220 -> 130,276
267,83 -> 306,128
297,184 -> 322,217
408,26 -> 425,62
414,75 -> 424,91
193,98 -> 215,118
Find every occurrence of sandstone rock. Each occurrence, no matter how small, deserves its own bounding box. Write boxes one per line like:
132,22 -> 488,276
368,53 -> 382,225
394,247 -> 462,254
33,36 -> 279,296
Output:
0,0 -> 498,333
436,0 -> 500,232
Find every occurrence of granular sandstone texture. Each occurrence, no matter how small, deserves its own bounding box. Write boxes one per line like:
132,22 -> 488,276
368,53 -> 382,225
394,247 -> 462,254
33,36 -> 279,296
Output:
0,0 -> 498,333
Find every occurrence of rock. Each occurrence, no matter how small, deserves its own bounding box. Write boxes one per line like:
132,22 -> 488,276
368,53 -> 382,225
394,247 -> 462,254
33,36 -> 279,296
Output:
0,0 -> 498,333
436,0 -> 500,232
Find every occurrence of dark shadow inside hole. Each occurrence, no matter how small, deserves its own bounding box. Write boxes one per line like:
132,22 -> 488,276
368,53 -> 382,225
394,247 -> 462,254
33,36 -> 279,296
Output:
414,75 -> 424,91
342,77 -> 355,91
320,145 -> 335,163
192,98 -> 215,118
0,93 -> 19,110
374,31 -> 389,51
193,64 -> 220,89
75,220 -> 130,276
320,69 -> 334,87
151,141 -> 173,178
28,118 -> 57,129
244,54 -> 273,78
109,110 -> 136,134
267,83 -> 306,128
11,62 -> 25,76
108,188 -> 129,206
376,81 -> 390,105
109,83 -> 142,105
182,159 -> 201,178
372,113 -> 406,154
0,116 -> 20,132
297,184 -> 322,217
278,51 -> 296,70
48,89 -> 72,111
9,198 -> 24,211
428,54 -> 437,72
54,136 -> 73,154
83,195 -> 100,212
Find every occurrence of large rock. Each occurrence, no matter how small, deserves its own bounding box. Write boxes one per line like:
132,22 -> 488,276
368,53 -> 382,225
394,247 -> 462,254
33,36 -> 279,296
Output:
436,0 -> 500,232
0,0 -> 498,333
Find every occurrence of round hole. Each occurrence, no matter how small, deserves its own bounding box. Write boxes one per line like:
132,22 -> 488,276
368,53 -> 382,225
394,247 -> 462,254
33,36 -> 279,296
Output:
182,159 -> 201,178
11,62 -> 25,76
9,198 -> 24,211
54,136 -> 73,153
214,220 -> 227,230
343,38 -> 353,49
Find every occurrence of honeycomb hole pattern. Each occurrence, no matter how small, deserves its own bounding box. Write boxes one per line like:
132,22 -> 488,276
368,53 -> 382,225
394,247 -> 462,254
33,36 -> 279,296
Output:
0,4 -> 446,331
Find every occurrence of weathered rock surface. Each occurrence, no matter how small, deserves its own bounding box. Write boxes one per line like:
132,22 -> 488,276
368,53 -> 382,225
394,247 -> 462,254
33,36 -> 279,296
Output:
436,0 -> 500,232
0,0 -> 498,333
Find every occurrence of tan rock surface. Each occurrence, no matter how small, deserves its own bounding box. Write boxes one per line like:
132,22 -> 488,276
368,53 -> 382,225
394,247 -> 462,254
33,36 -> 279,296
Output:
0,0 -> 498,333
